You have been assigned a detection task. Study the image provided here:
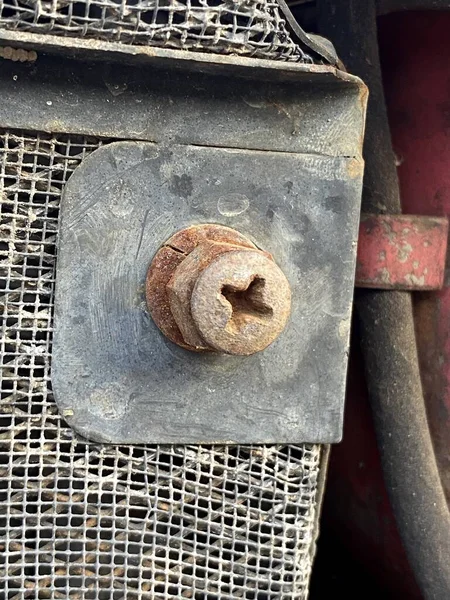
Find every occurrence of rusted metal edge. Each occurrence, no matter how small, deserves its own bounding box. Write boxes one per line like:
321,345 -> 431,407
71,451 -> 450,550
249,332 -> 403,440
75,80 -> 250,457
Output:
0,28 -> 363,85
356,214 -> 449,290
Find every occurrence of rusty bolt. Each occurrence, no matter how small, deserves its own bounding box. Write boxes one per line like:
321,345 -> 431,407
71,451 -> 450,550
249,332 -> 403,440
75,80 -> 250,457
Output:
146,224 -> 291,355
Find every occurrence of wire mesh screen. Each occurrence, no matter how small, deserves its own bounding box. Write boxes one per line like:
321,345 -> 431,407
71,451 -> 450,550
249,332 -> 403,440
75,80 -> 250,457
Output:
0,0 -> 312,62
0,130 -> 323,598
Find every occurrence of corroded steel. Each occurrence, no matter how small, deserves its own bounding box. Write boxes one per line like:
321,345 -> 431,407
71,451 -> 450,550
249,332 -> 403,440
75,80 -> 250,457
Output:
146,224 -> 291,355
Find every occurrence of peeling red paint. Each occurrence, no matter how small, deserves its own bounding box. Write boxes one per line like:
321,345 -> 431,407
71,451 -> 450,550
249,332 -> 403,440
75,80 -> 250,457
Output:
356,213 -> 448,290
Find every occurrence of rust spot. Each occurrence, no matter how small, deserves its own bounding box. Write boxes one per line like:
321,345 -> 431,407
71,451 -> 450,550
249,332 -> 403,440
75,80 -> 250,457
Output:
191,250 -> 291,355
346,157 -> 364,179
146,224 -> 291,355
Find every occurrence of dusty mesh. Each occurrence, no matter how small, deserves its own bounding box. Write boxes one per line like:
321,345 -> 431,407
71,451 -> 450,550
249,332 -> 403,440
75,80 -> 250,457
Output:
0,0 -> 312,62
0,130 -> 323,598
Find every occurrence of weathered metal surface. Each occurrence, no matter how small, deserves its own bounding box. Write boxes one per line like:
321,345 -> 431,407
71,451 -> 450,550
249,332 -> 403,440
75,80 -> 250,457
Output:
0,45 -> 365,156
52,139 -> 364,444
0,127 -> 329,600
0,28 -> 352,75
0,0 -> 315,63
190,249 -> 291,355
147,224 -> 290,355
146,224 -> 258,351
356,214 -> 448,290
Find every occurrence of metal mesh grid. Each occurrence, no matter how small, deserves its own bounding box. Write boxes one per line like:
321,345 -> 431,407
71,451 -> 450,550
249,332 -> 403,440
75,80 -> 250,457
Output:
0,0 -> 312,62
0,130 -> 323,599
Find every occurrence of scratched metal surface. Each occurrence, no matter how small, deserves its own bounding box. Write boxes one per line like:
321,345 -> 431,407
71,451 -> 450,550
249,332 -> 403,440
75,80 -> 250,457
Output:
52,141 -> 363,444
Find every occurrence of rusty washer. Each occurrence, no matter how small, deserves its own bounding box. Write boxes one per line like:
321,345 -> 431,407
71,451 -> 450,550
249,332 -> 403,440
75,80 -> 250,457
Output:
146,224 -> 291,355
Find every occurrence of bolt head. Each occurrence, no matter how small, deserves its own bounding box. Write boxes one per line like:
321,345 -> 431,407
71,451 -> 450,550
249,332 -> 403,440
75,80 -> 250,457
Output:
191,250 -> 291,355
146,224 -> 291,355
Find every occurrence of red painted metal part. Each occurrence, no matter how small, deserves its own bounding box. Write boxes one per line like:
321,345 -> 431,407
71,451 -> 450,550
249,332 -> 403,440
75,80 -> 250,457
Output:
322,11 -> 450,600
356,213 -> 448,290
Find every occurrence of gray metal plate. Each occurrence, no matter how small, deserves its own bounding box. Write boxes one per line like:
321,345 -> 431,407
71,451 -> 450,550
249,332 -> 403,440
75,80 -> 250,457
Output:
53,141 -> 363,444
0,50 -> 365,157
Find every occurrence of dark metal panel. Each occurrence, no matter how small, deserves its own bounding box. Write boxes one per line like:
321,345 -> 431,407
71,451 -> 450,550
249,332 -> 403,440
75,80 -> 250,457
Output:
52,141 -> 363,444
0,49 -> 365,157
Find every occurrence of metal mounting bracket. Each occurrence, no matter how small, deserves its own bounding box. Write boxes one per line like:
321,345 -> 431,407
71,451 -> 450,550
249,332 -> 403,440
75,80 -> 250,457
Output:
24,46 -> 370,445
53,140 -> 364,444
